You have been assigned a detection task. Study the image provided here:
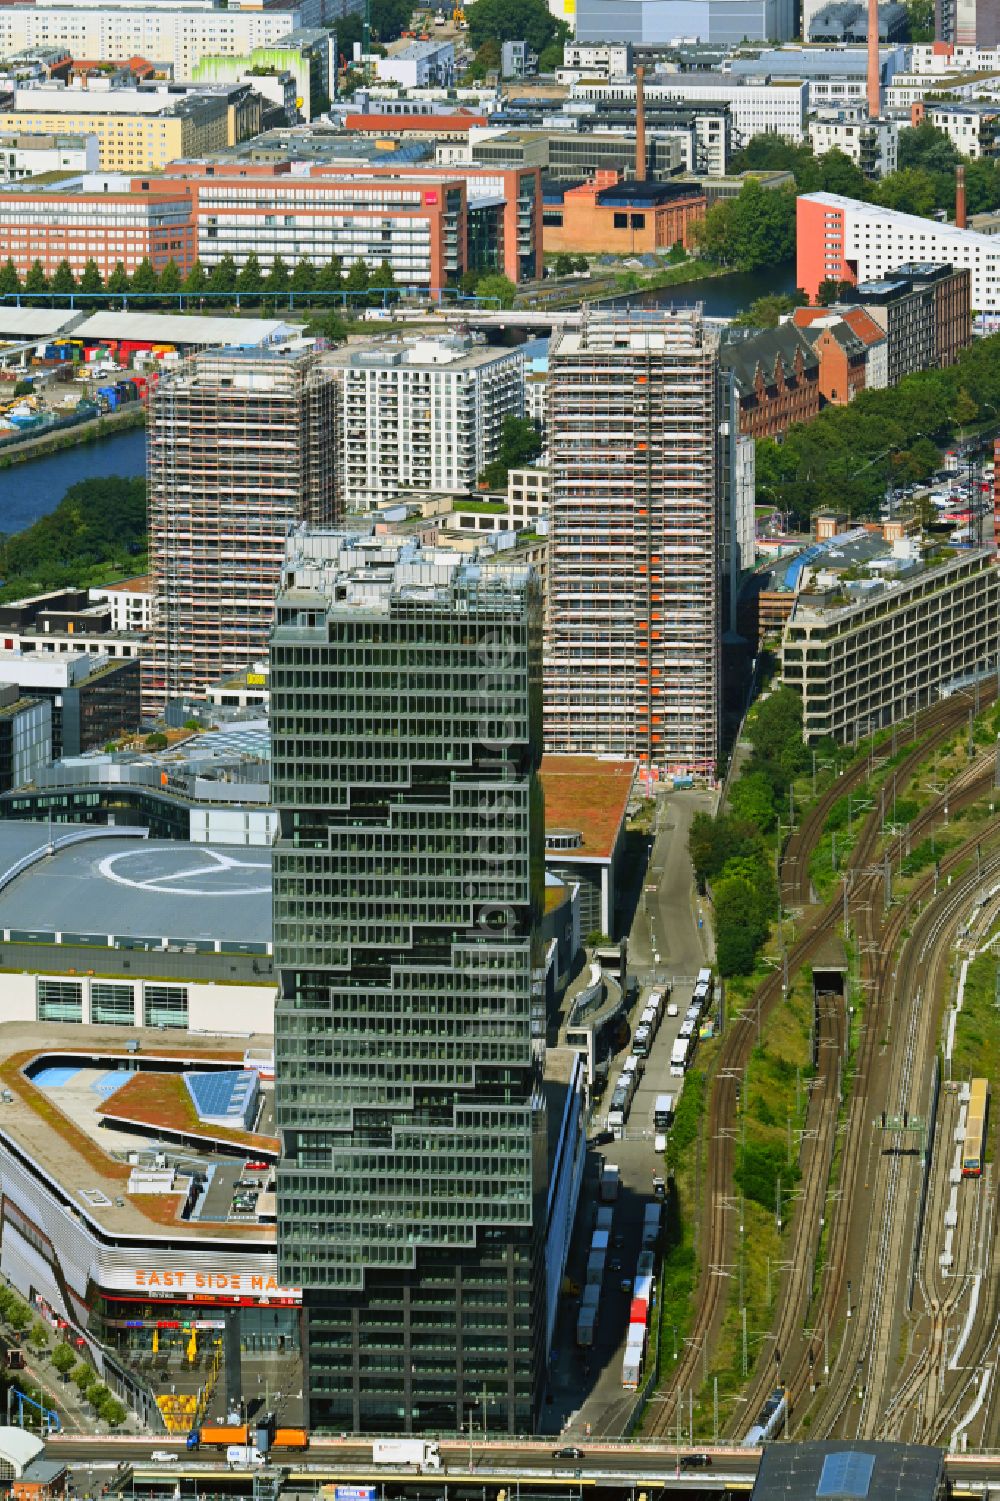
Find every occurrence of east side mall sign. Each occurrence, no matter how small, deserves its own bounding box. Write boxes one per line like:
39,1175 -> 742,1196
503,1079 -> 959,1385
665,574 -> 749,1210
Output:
128,1269 -> 301,1303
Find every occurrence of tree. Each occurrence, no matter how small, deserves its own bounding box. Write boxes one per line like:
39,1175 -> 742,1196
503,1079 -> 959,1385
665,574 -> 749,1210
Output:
49,260 -> 76,294
79,259 -> 103,294
573,255 -> 589,273
898,120 -> 960,174
72,1362 -> 94,1395
182,259 -> 209,295
467,0 -> 560,54
315,255 -> 344,294
473,272 -> 517,308
207,254 -> 237,294
312,309 -> 350,344
264,254 -> 289,294
691,181 -> 795,272
370,258 -> 397,303
106,263 -> 130,295
817,277 -> 852,305
129,258 -> 159,295
903,0 -> 934,39
88,1383 -> 110,1413
733,292 -> 806,329
874,167 -> 938,218
343,259 -> 370,299
24,260 -> 49,295
7,1299 -> 31,1332
954,386 -> 979,427
465,38 -> 501,80
52,1344 -> 76,1380
728,769 -> 777,833
554,253 -> 574,276
480,414 -> 543,488
290,257 -> 317,295
236,253 -> 264,297
145,732 -> 168,751
158,259 -> 182,295
100,1396 -> 127,1427
0,259 -> 20,296
818,147 -> 867,200
28,1321 -> 49,1352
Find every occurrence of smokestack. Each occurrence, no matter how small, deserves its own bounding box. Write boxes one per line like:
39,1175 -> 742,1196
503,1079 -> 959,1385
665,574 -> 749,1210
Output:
635,64 -> 646,181
956,163 -> 967,228
867,0 -> 880,117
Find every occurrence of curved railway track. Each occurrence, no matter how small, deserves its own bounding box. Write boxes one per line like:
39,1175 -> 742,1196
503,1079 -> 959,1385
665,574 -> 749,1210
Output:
645,685 -> 998,1439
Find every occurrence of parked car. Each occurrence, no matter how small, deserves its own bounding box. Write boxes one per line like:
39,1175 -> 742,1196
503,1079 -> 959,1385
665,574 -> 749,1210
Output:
553,1448 -> 585,1460
680,1454 -> 712,1469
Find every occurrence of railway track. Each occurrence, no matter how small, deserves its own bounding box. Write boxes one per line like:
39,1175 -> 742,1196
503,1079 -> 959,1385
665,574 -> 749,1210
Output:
811,845 -> 1000,1440
645,686 -> 998,1440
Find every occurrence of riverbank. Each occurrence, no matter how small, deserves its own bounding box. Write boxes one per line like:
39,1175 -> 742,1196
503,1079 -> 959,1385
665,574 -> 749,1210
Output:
0,404 -> 145,470
523,257 -> 730,312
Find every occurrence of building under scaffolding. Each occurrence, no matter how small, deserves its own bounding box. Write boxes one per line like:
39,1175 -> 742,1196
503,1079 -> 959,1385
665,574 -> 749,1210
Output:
544,309 -> 722,776
144,347 -> 339,713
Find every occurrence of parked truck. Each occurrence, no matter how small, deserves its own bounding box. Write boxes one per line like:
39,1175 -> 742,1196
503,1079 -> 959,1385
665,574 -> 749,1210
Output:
372,1440 -> 442,1471
599,1163 -> 620,1202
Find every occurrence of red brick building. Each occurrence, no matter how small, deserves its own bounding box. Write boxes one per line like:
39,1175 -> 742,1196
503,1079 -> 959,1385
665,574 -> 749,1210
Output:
720,324 -> 821,439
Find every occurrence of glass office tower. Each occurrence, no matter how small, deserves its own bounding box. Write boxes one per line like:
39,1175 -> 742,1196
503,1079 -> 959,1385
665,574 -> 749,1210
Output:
270,527 -> 547,1435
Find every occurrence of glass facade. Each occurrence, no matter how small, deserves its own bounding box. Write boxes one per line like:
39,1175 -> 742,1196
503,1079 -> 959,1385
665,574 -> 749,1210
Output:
271,530 -> 547,1436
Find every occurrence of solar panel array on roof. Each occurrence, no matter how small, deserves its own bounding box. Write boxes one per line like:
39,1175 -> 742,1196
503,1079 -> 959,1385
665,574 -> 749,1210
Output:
817,1451 -> 876,1499
184,1069 -> 259,1130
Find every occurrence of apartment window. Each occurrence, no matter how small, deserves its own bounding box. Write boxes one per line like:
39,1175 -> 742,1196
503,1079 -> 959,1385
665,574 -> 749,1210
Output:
613,212 -> 628,229
143,984 -> 188,1028
37,978 -> 83,1023
91,981 -> 136,1026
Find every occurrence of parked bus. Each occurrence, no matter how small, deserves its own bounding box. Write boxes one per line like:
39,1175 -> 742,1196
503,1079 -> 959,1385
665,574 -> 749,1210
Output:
653,1093 -> 674,1129
633,1024 -> 652,1058
693,967 -> 714,1005
963,1077 -> 990,1177
670,1036 -> 693,1077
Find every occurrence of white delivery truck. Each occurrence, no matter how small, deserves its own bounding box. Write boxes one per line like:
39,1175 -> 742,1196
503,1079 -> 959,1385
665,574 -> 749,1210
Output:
372,1441 -> 442,1471
227,1447 -> 266,1468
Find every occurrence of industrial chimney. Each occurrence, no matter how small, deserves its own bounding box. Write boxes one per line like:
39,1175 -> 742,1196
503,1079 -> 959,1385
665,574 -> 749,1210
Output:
956,163 -> 967,228
635,64 -> 646,181
867,0 -> 880,117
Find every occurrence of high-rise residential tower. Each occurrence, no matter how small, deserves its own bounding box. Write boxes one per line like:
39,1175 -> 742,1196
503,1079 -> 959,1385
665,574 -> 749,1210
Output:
545,309 -> 722,775
328,334 -> 525,511
144,347 -> 339,712
270,526 -> 546,1435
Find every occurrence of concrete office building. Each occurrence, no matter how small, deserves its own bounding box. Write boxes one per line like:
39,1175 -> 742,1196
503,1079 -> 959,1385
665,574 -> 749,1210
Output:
809,113 -> 898,177
797,191 -> 1000,310
0,652 -> 139,757
0,83 -> 260,172
0,131 -> 98,181
145,347 -> 339,713
572,75 -> 807,144
936,0 -> 1000,46
271,525 -> 548,1434
332,335 -> 524,512
572,0 -> 796,43
0,2 -> 351,83
781,540 -> 999,742
0,689 -> 50,793
545,311 -> 721,776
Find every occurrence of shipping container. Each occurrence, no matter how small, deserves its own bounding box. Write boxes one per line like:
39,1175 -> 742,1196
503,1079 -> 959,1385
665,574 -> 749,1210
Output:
595,1206 -> 614,1232
629,1297 -> 648,1326
591,1229 -> 610,1253
600,1164 -> 620,1202
586,1250 -> 605,1285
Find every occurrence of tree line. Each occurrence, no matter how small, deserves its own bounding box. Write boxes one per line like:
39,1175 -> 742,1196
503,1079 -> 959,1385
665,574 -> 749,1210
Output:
689,687 -> 812,978
0,476 -> 147,600
0,252 -> 400,302
756,326 -> 1000,526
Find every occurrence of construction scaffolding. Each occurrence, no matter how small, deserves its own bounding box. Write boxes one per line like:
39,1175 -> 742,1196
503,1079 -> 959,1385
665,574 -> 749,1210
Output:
144,347 -> 339,713
544,309 -> 721,776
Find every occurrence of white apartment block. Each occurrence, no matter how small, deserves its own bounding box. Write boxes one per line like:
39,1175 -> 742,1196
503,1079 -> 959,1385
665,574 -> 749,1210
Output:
333,336 -> 525,512
562,42 -> 633,76
809,115 -> 898,177
798,191 -> 1000,311
0,4 -> 308,80
572,76 -> 807,143
924,102 -> 1000,159
545,311 -> 720,776
909,42 -> 1000,70
90,578 -> 155,635
0,131 -> 98,181
885,70 -> 1000,108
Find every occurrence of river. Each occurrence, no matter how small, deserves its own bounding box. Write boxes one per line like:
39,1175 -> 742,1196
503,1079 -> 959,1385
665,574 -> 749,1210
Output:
612,262 -> 799,319
0,426 -> 147,537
